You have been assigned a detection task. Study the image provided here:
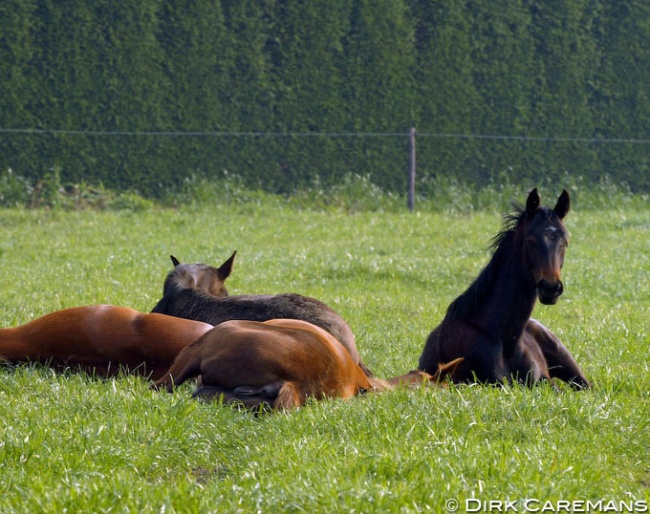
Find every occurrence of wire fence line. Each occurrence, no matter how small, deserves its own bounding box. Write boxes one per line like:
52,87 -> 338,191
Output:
2,126 -> 648,210
2,127 -> 650,144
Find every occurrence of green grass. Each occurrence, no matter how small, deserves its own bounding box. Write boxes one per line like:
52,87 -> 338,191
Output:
0,194 -> 649,513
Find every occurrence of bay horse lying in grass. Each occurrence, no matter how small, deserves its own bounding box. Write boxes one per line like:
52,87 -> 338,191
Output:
0,305 -> 213,380
152,252 -> 371,376
418,188 -> 590,388
153,319 -> 462,411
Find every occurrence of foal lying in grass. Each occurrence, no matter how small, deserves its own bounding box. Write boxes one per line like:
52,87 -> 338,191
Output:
154,318 -> 461,411
0,305 -> 213,380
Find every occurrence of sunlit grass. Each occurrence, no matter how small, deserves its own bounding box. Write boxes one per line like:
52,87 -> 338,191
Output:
0,192 -> 648,512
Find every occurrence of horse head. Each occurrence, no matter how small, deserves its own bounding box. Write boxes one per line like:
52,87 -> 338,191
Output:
523,189 -> 570,305
163,250 -> 237,298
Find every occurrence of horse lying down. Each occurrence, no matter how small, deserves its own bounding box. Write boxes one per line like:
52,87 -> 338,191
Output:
418,189 -> 590,388
0,305 -> 213,380
152,252 -> 373,377
153,318 -> 463,411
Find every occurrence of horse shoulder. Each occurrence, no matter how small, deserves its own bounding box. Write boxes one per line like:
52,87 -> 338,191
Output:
421,321 -> 492,376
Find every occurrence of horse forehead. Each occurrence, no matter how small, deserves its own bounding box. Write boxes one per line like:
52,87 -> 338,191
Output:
525,209 -> 567,238
178,263 -> 209,272
175,263 -> 217,278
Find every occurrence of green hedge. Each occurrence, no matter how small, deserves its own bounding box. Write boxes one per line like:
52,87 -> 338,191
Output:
1,0 -> 649,196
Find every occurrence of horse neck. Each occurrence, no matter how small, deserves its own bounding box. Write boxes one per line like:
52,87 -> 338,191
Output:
450,229 -> 538,345
490,244 -> 538,341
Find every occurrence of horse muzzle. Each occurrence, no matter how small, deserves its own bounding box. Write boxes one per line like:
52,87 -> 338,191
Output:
537,279 -> 563,305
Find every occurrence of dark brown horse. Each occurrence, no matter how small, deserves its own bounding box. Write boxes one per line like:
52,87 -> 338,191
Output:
152,253 -> 371,376
0,305 -> 213,380
153,318 -> 462,411
418,188 -> 590,388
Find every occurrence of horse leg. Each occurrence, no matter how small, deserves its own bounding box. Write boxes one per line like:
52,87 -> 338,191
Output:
151,349 -> 202,392
428,357 -> 465,383
464,339 -> 514,385
509,339 -> 552,387
386,358 -> 465,389
526,319 -> 590,389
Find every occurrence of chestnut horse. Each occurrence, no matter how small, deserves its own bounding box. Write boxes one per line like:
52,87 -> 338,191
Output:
152,253 -> 371,376
0,305 -> 213,380
418,189 -> 590,388
153,319 -> 462,411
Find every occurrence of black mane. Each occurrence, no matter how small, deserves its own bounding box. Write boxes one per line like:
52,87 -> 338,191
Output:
489,203 -> 525,252
446,204 -> 527,321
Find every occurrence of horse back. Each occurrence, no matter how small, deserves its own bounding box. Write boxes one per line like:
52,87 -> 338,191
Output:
0,305 -> 212,380
155,319 -> 369,406
151,289 -> 366,375
203,319 -> 365,392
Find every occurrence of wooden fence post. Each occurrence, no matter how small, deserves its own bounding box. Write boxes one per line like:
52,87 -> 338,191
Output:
407,127 -> 416,211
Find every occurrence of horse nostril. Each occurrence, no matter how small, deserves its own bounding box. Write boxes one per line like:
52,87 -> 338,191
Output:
537,279 -> 564,304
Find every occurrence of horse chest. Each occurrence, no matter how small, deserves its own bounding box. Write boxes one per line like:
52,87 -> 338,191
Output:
500,335 -> 523,358
504,340 -> 548,384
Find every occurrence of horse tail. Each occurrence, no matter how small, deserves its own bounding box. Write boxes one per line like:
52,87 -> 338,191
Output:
272,381 -> 303,410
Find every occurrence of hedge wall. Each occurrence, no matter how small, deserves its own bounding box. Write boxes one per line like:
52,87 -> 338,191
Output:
1,0 -> 649,195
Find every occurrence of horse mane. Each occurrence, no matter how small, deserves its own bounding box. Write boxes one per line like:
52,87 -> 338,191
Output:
161,273 -> 184,297
489,204 -> 525,253
151,284 -> 220,320
152,286 -> 335,327
445,203 -> 527,321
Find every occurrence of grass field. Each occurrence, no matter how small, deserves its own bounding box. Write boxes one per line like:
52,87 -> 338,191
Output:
0,191 -> 648,513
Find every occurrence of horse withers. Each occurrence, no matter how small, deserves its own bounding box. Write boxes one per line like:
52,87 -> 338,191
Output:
153,318 -> 462,411
418,188 -> 590,388
0,305 -> 213,380
152,252 -> 371,376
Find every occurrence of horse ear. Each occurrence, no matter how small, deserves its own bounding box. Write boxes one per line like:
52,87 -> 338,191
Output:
170,255 -> 181,267
525,188 -> 541,218
218,250 -> 237,279
553,189 -> 570,219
